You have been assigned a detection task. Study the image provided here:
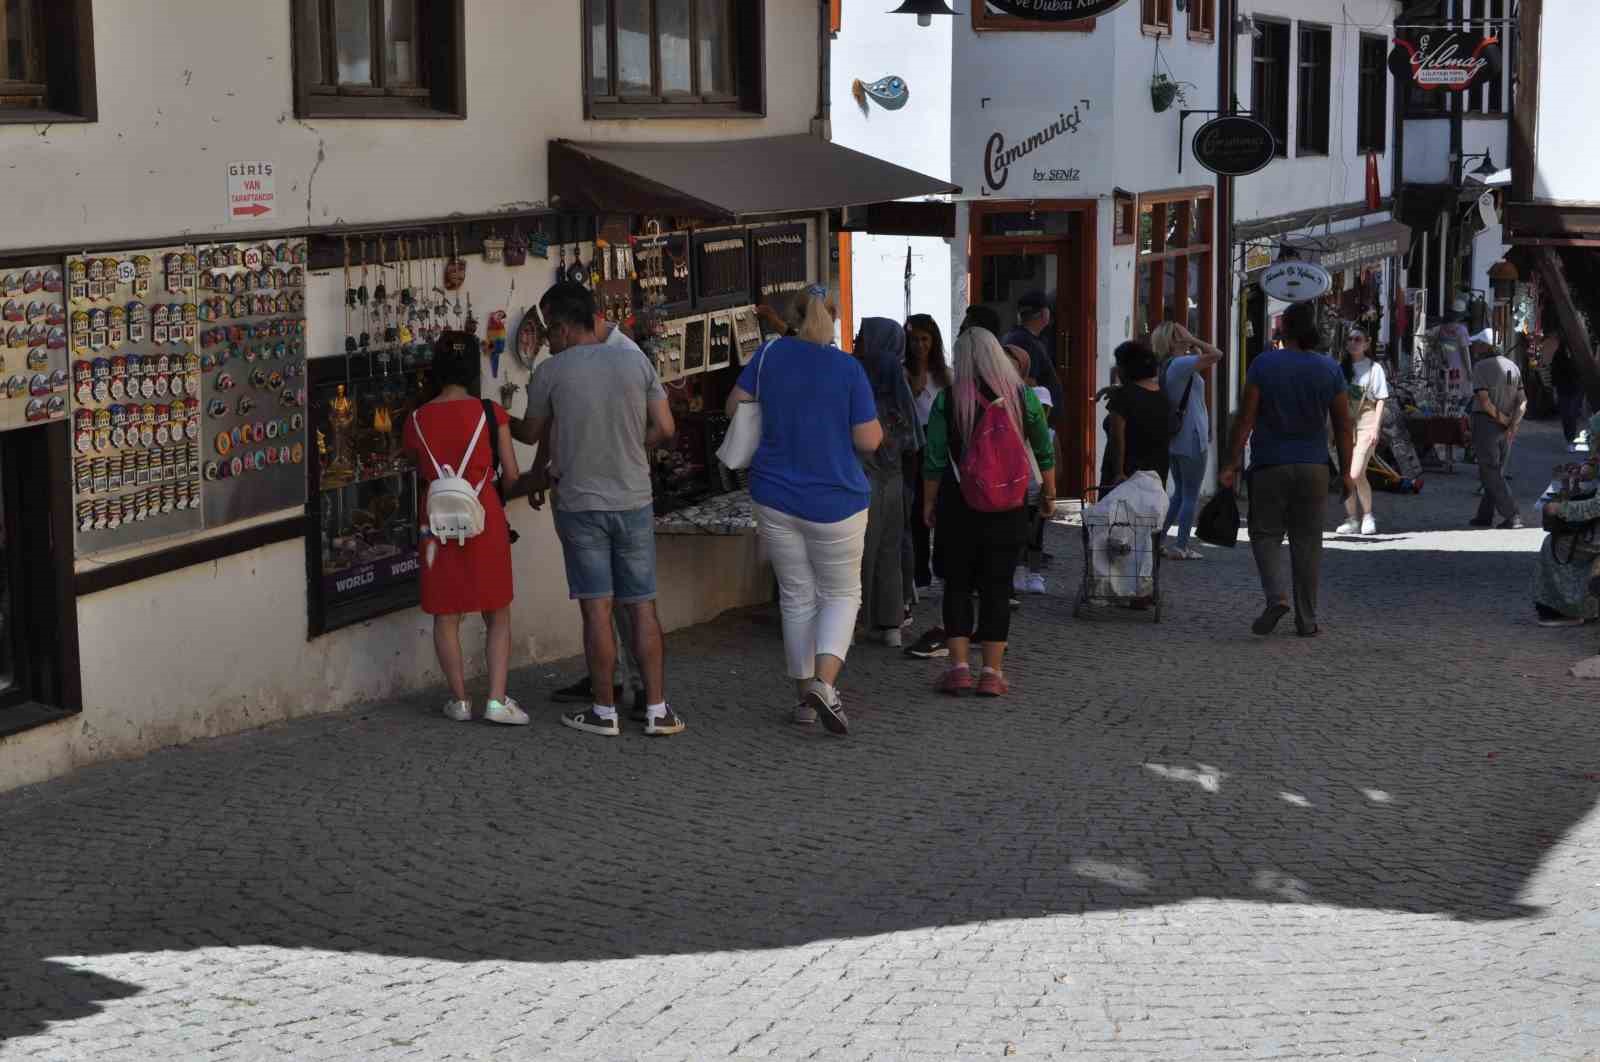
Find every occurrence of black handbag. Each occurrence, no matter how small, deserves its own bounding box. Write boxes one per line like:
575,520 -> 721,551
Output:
1196,487 -> 1240,548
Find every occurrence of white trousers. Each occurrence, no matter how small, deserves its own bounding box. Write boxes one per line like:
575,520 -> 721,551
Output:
755,503 -> 868,680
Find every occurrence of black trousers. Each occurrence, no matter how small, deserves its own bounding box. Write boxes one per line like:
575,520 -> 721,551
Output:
907,451 -> 932,587
938,492 -> 1024,644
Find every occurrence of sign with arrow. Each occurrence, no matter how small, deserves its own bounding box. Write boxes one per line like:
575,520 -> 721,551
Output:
226,161 -> 276,223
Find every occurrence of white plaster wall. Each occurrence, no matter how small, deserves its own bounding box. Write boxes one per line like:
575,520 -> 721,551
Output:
1470,220 -> 1510,300
1534,4 -> 1600,203
1234,0 -> 1399,225
0,0 -> 821,250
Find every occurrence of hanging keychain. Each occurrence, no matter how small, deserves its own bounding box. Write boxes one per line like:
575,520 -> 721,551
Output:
555,217 -> 568,286
343,239 -> 358,355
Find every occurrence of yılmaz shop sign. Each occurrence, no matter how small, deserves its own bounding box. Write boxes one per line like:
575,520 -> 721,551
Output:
984,0 -> 1135,18
1389,31 -> 1501,92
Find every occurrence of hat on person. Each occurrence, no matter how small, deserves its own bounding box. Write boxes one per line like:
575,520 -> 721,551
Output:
1017,291 -> 1049,318
1468,327 -> 1498,346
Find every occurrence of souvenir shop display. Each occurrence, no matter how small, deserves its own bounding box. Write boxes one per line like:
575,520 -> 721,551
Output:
692,230 -> 750,311
197,238 -> 309,526
752,223 -> 809,302
66,246 -> 204,553
0,266 -> 69,430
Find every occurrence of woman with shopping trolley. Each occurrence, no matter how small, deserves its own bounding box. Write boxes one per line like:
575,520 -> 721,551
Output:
921,327 -> 1056,698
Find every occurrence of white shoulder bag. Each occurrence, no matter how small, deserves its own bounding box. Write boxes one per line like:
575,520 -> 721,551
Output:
716,340 -> 771,471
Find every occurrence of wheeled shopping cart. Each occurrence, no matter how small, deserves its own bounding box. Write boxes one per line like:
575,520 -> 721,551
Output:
1073,486 -> 1163,623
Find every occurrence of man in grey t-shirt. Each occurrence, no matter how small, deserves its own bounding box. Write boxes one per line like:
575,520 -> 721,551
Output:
515,282 -> 681,737
1467,329 -> 1526,529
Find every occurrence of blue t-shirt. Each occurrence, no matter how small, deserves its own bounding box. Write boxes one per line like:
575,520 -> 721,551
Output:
737,337 -> 876,523
1246,349 -> 1344,469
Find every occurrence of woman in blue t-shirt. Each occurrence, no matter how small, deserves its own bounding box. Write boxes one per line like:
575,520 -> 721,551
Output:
725,286 -> 883,735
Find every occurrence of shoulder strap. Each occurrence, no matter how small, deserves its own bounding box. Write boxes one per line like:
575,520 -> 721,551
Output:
754,338 -> 774,398
481,399 -> 502,474
456,411 -> 489,490
1178,370 -> 1195,413
411,409 -> 445,479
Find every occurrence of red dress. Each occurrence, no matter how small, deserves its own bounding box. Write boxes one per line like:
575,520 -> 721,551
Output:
402,398 -> 514,616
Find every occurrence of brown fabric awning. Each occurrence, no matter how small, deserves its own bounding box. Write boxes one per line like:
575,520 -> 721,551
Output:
549,136 -> 958,222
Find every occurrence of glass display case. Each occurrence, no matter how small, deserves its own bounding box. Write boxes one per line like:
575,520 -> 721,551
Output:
306,354 -> 432,636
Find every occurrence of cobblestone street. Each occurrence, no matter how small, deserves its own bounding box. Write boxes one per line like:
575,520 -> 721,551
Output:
3,420 -> 1599,1061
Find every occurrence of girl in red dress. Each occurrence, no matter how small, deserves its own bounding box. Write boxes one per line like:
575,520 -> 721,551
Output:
402,331 -> 525,725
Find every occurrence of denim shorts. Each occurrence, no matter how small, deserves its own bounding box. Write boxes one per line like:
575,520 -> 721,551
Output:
552,503 -> 658,603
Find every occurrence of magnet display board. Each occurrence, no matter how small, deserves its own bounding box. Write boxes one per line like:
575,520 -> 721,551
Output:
0,266 -> 69,430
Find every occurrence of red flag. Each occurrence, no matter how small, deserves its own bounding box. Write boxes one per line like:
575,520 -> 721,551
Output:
1366,152 -> 1381,211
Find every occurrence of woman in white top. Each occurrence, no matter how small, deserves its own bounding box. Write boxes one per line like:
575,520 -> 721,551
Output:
1336,328 -> 1390,535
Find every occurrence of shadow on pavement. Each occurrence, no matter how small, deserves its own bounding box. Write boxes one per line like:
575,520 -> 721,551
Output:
2,423 -> 1597,1043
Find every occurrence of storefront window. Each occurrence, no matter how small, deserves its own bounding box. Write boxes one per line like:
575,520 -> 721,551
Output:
1135,190 -> 1214,341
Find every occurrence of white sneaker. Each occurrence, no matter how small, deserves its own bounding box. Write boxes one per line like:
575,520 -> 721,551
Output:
1335,519 -> 1361,535
1184,547 -> 1205,560
1012,569 -> 1029,593
793,700 -> 818,725
1162,545 -> 1188,560
442,699 -> 472,722
484,697 -> 530,726
1360,515 -> 1378,536
1025,573 -> 1046,594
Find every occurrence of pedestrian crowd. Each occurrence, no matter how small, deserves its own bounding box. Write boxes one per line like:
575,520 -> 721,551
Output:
401,279 -> 1580,738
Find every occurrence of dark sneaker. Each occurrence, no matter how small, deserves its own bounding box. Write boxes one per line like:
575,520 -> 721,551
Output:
904,626 -> 949,659
551,676 -> 623,704
560,707 -> 620,736
1252,603 -> 1290,636
643,706 -> 686,736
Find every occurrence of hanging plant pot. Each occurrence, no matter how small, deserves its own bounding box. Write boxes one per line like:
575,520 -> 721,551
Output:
1151,74 -> 1187,114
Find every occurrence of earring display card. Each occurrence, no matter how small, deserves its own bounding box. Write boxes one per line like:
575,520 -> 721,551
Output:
691,229 -> 751,312
680,315 -> 708,376
67,246 -> 204,554
197,239 -> 309,527
0,266 -> 69,431
752,224 -> 810,302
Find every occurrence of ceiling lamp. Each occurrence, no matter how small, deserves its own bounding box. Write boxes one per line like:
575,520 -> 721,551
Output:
889,0 -> 961,27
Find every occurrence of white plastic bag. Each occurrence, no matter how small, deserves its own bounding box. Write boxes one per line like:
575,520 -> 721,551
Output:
1085,472 -> 1165,599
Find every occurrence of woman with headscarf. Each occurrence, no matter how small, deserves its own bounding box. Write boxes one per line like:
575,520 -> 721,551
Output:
921,327 -> 1056,697
856,317 -> 924,648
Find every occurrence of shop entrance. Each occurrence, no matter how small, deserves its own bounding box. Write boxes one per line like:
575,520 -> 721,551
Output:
969,202 -> 1097,496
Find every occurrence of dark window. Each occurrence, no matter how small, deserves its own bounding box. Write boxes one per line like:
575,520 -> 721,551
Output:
1142,0 -> 1172,36
585,0 -> 765,119
1296,23 -> 1331,156
292,0 -> 466,119
1135,191 -> 1214,342
0,0 -> 96,124
1252,19 -> 1290,157
1464,0 -> 1510,115
1357,34 -> 1387,153
1187,0 -> 1215,42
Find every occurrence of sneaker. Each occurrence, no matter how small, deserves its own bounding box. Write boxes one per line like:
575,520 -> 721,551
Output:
552,676 -> 622,704
1183,547 -> 1205,560
561,707 -> 620,736
905,626 -> 949,659
793,700 -> 819,725
1539,615 -> 1584,628
938,665 -> 974,696
1025,573 -> 1047,594
976,669 -> 1009,697
1499,516 -> 1525,530
1012,569 -> 1029,593
1163,545 -> 1188,560
802,683 -> 848,735
1252,602 -> 1290,636
643,705 -> 686,736
1335,518 -> 1361,535
484,697 -> 530,726
1360,515 -> 1377,536
442,699 -> 472,722
878,627 -> 903,648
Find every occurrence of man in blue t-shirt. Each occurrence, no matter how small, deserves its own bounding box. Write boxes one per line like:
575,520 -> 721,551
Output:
1220,301 -> 1354,637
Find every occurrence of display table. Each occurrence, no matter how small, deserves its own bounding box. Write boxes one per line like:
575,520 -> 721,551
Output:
655,488 -> 757,536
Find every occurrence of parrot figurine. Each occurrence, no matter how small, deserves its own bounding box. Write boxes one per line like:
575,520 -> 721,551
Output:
485,310 -> 508,379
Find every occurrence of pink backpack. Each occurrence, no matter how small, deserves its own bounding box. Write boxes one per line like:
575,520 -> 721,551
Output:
956,393 -> 1032,512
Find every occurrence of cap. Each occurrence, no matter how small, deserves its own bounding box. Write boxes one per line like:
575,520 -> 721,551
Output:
1017,290 -> 1049,315
1469,328 -> 1498,346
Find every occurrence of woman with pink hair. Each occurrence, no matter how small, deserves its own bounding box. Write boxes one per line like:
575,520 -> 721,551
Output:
920,327 -> 1057,697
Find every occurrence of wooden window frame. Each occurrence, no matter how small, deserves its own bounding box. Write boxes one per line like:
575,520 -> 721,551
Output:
584,0 -> 766,119
970,4 -> 1094,32
0,0 -> 96,125
1187,0 -> 1216,43
1113,189 -> 1136,246
291,0 -> 466,120
1295,22 -> 1332,157
1252,17 -> 1290,157
1142,0 -> 1173,37
1133,188 -> 1215,344
1356,33 -> 1388,155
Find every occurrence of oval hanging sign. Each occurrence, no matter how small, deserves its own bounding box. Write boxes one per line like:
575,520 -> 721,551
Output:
1259,259 -> 1332,303
1191,115 -> 1277,177
984,0 -> 1136,20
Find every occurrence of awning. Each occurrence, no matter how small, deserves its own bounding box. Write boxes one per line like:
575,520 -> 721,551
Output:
549,135 -> 959,222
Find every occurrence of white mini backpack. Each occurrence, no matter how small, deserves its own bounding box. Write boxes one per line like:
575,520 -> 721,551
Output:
413,409 -> 489,545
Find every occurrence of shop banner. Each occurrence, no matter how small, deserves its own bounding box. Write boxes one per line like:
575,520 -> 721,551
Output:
324,547 -> 421,604
1388,32 -> 1501,92
958,96 -> 1109,198
984,0 -> 1134,18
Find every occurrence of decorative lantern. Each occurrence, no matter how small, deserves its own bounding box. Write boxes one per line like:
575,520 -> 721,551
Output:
888,0 -> 959,27
1488,259 -> 1519,303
